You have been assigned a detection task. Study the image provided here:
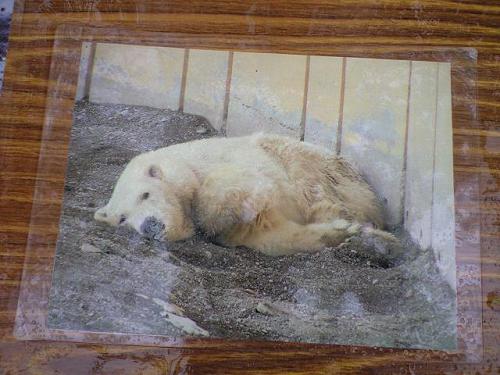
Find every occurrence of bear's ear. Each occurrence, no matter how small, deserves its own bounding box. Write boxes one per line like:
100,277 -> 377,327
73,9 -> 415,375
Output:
148,165 -> 163,180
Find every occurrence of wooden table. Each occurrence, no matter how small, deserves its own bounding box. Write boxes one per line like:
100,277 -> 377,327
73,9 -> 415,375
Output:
0,1 -> 498,373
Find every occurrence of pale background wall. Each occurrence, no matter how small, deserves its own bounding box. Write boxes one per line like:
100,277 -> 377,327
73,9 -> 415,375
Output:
76,42 -> 456,289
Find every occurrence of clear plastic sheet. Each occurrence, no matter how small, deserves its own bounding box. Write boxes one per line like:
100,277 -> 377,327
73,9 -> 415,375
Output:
12,24 -> 482,362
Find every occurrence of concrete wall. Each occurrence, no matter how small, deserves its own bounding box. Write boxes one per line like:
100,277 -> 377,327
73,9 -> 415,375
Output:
77,43 -> 456,289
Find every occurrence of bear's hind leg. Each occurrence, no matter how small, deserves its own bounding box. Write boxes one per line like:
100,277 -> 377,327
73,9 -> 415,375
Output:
237,211 -> 361,256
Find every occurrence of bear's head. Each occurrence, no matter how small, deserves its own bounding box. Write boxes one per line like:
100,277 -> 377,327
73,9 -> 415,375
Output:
94,153 -> 197,242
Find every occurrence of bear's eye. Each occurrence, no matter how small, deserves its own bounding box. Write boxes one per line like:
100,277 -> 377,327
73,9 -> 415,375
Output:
119,215 -> 127,225
141,192 -> 150,200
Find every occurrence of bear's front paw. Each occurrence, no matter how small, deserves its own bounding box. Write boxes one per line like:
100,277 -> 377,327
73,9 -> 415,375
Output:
331,219 -> 361,235
140,216 -> 166,241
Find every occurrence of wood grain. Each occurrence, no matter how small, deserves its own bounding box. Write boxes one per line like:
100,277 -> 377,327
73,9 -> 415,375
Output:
0,0 -> 499,373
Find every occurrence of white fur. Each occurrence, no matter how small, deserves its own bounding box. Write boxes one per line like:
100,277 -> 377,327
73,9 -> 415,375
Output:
95,133 -> 387,255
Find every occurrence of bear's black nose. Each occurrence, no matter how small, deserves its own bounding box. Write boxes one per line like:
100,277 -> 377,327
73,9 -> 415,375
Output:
140,217 -> 166,241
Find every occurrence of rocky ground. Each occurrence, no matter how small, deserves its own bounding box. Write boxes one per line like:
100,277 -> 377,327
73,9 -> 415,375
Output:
48,100 -> 457,349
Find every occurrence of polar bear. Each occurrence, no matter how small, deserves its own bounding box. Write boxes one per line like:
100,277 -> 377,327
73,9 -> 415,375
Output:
95,133 -> 391,256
